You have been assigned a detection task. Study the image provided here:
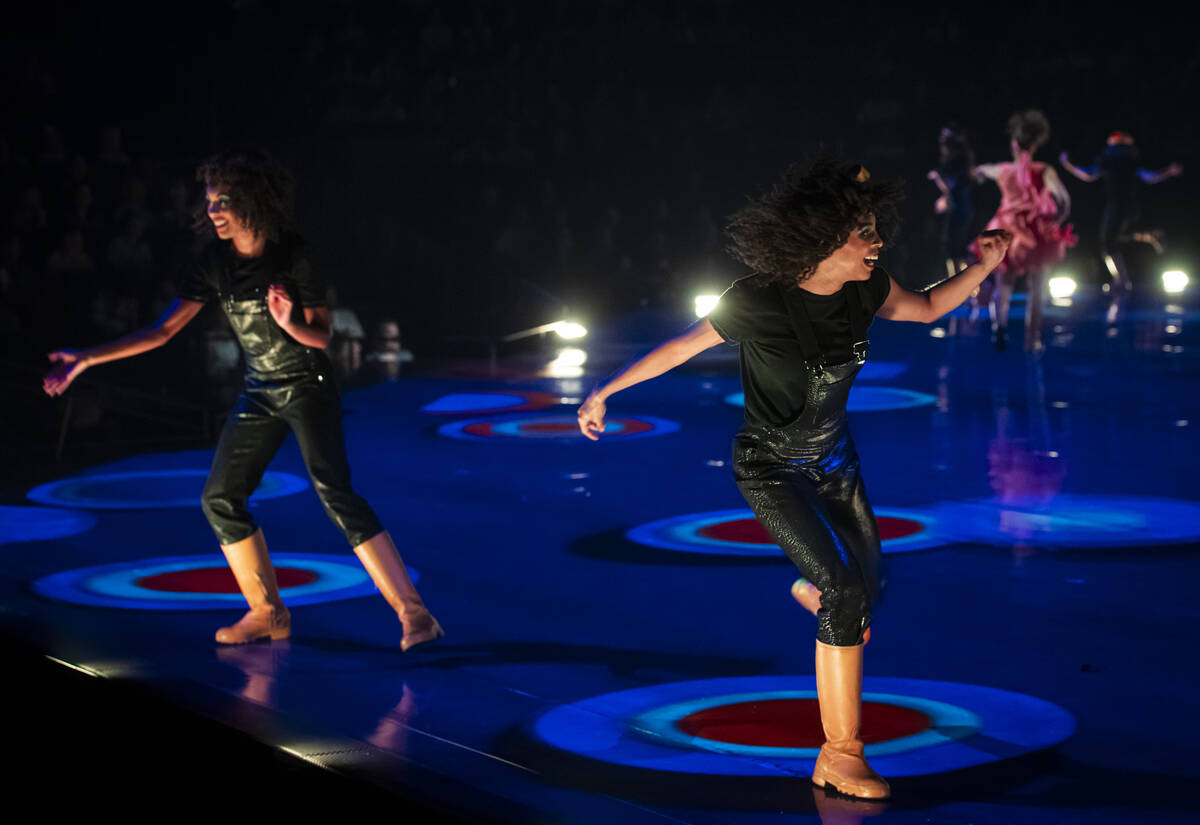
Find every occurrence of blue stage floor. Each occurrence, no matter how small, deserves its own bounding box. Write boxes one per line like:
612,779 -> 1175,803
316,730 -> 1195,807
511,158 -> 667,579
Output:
4,289 -> 1199,824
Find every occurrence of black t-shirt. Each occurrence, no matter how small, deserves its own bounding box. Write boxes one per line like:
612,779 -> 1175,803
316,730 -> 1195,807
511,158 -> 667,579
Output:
708,267 -> 891,428
1096,144 -> 1140,208
177,233 -> 327,308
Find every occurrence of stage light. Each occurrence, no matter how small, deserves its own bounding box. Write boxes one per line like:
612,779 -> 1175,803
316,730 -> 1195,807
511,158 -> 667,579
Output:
1048,276 -> 1077,299
929,327 -> 947,338
555,348 -> 587,367
694,294 -> 720,318
1162,270 -> 1189,294
553,321 -> 588,339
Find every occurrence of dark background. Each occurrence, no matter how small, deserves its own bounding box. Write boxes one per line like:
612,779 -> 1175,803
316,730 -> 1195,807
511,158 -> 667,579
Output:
2,0 -> 1196,461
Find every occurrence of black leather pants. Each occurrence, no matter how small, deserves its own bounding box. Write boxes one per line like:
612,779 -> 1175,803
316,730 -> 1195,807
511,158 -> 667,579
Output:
201,377 -> 384,547
734,428 -> 883,647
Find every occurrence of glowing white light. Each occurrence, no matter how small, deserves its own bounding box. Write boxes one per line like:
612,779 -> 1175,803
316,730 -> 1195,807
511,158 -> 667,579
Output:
554,348 -> 587,367
1165,324 -> 1180,335
554,321 -> 588,339
929,327 -> 947,338
1048,276 -> 1077,299
1162,270 -> 1189,294
695,294 -> 721,318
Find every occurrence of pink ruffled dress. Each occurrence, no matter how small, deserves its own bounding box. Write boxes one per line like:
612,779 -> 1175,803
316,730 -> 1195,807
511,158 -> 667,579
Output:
974,153 -> 1077,278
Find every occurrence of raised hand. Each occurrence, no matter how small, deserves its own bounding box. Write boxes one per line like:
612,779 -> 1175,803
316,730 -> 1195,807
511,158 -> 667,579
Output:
576,392 -> 607,441
976,230 -> 1011,271
267,283 -> 293,327
44,350 -> 87,396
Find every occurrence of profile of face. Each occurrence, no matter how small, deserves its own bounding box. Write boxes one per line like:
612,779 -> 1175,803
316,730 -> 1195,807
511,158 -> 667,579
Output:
823,214 -> 883,282
205,186 -> 252,242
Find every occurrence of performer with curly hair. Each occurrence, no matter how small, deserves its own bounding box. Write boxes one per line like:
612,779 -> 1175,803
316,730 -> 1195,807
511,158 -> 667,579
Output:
43,150 -> 443,651
1059,131 -> 1183,292
577,156 -> 1010,800
973,110 -> 1076,352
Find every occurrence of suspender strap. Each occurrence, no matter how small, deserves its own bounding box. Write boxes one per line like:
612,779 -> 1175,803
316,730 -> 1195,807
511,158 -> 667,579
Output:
777,280 -> 872,364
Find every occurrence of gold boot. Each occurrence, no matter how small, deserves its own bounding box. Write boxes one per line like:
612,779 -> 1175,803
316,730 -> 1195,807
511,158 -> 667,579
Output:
792,579 -> 870,644
354,531 -> 444,651
215,529 -> 291,644
811,640 -> 890,800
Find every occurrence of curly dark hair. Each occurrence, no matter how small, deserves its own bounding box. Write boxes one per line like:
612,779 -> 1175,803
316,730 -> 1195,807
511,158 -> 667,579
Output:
1006,109 -> 1050,152
193,149 -> 295,240
725,155 -> 904,284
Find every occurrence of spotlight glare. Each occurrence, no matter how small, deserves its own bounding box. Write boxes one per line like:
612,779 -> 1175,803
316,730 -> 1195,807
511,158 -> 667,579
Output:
694,294 -> 721,318
1162,270 -> 1189,295
1048,275 -> 1078,299
554,348 -> 587,367
554,321 -> 588,339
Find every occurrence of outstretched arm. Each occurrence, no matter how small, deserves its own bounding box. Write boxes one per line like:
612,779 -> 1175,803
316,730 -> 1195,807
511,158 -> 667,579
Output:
1139,162 -> 1183,184
1058,152 -> 1100,182
577,320 -> 724,440
877,232 -> 1011,324
43,298 -> 206,396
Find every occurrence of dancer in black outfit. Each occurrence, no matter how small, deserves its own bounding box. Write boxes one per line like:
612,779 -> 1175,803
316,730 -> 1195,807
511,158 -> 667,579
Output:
44,150 -> 443,650
577,157 -> 1009,799
927,124 -> 977,279
1059,132 -> 1183,291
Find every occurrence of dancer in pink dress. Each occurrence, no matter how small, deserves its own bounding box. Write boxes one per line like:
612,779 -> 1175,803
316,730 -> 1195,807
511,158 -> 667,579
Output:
973,110 -> 1076,352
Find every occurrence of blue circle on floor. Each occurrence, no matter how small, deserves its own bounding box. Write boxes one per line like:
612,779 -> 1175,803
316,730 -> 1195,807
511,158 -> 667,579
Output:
421,391 -> 559,414
532,675 -> 1074,777
626,507 -> 945,556
27,470 -> 309,510
931,494 -> 1200,549
32,553 -> 393,610
0,505 -> 97,544
438,414 -> 679,442
724,386 -> 935,412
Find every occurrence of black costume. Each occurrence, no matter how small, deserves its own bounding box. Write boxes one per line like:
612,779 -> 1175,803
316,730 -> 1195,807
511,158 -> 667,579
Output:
179,235 -> 383,547
1095,142 -> 1141,259
709,268 -> 890,646
938,158 -> 975,263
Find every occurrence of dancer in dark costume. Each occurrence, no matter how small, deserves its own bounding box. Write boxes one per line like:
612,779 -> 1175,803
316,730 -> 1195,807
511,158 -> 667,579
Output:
43,150 -> 443,650
927,124 -> 977,279
577,157 -> 1010,799
1059,132 -> 1183,292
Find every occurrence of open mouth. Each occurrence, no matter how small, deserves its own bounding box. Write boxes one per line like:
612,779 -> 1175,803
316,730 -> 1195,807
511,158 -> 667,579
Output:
864,255 -> 878,269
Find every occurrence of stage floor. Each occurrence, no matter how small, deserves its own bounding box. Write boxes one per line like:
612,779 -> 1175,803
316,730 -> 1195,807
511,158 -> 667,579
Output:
4,291 -> 1199,824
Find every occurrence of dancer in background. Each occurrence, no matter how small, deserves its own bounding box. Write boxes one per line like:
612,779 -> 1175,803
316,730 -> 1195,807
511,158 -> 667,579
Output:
927,124 -> 976,279
1059,132 -> 1183,292
578,156 -> 1010,800
43,150 -> 443,650
974,110 -> 1075,352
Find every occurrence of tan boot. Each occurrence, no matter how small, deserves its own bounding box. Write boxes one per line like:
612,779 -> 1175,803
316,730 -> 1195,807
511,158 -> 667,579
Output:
811,640 -> 890,800
354,531 -> 444,651
215,529 -> 291,644
792,579 -> 871,644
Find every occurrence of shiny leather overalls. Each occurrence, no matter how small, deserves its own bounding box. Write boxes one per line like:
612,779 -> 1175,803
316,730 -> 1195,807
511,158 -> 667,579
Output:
733,281 -> 882,646
200,269 -> 383,548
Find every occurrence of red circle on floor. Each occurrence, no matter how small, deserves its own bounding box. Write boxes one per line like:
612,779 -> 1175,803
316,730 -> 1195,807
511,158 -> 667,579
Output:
697,516 -> 924,544
135,567 -> 320,593
523,422 -> 582,433
676,699 -> 930,748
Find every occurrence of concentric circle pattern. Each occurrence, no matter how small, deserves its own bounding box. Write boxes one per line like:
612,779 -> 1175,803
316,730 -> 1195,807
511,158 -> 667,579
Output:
532,675 -> 1074,776
32,553 -> 394,610
626,508 -> 945,556
27,470 -> 308,510
439,414 -> 679,441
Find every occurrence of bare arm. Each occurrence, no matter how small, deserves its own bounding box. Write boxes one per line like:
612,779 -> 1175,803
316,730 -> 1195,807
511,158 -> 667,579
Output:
576,319 -> 724,440
43,298 -> 205,396
877,232 -> 1011,324
972,163 -> 1003,183
1139,162 -> 1183,184
926,169 -> 950,195
1058,152 -> 1100,182
1041,165 -> 1072,222
267,283 -> 332,349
